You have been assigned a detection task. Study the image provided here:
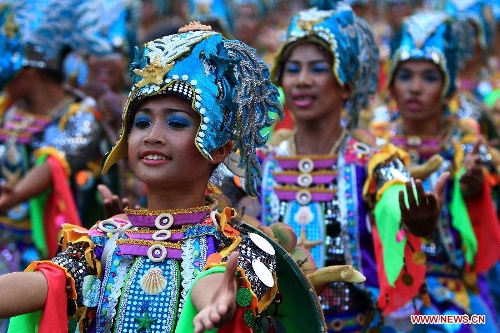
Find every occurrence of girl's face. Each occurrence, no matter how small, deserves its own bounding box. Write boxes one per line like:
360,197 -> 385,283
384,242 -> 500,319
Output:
390,60 -> 445,123
127,94 -> 213,192
281,42 -> 350,124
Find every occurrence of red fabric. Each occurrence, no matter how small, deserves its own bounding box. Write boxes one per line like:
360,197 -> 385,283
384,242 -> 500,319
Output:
217,306 -> 252,333
273,106 -> 294,132
45,156 -> 82,258
373,227 -> 426,314
465,179 -> 500,273
35,263 -> 69,333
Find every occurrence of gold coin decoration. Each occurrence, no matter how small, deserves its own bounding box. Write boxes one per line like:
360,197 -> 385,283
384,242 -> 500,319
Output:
412,251 -> 427,265
402,272 -> 414,286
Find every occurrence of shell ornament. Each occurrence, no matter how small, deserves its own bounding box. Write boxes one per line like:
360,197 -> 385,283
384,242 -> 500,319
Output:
140,267 -> 167,295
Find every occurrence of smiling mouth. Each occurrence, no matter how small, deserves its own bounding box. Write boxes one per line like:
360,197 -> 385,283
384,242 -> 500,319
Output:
143,154 -> 167,160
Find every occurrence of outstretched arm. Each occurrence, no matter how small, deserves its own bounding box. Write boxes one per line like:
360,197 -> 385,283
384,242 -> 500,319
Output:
191,251 -> 239,333
399,172 -> 449,238
0,271 -> 48,318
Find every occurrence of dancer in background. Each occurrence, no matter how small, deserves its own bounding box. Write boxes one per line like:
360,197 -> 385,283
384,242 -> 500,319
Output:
258,2 -> 447,331
384,10 -> 500,332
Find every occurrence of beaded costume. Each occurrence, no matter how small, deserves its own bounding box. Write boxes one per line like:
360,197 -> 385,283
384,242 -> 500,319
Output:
0,1 -> 115,277
383,11 -> 500,332
261,3 -> 428,332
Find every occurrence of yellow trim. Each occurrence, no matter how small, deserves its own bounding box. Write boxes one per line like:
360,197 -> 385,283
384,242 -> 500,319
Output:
363,143 -> 410,205
0,216 -> 31,230
33,147 -> 71,176
58,102 -> 84,130
115,238 -> 182,249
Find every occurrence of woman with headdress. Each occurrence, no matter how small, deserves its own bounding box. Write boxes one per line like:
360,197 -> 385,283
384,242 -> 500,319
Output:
443,0 -> 500,150
383,10 -> 500,332
257,1 -> 447,331
0,21 -> 367,333
0,0 -> 116,308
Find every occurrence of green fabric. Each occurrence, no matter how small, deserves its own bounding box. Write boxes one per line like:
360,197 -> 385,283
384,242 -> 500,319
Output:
7,309 -> 42,332
484,89 -> 500,108
174,266 -> 225,333
261,87 -> 285,143
374,184 -> 406,286
29,154 -> 50,259
449,168 -> 477,265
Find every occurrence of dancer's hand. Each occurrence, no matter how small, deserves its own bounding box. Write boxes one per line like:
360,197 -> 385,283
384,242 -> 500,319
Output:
399,172 -> 449,238
192,251 -> 239,333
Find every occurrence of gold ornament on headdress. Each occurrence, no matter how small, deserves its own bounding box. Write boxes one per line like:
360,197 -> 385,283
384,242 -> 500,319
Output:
133,56 -> 174,88
296,9 -> 332,32
4,11 -> 18,39
178,21 -> 213,33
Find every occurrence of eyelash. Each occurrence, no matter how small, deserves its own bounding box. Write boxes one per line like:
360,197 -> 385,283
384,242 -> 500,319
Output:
396,70 -> 440,83
133,114 -> 191,129
284,63 -> 329,74
166,115 -> 191,129
134,115 -> 151,128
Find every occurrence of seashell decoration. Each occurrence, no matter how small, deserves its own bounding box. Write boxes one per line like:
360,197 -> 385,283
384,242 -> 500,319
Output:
140,267 -> 167,295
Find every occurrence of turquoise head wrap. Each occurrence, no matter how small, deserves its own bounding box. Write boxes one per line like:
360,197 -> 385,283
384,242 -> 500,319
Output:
102,23 -> 283,196
272,1 -> 379,128
445,0 -> 496,54
389,11 -> 473,98
0,0 -> 122,90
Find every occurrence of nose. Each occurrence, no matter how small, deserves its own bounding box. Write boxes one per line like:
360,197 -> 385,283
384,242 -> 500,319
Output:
143,122 -> 166,145
297,68 -> 313,86
409,76 -> 424,94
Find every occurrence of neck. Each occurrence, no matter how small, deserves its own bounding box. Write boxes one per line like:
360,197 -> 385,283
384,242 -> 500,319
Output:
294,118 -> 343,155
24,82 -> 69,116
401,117 -> 442,137
146,187 -> 209,211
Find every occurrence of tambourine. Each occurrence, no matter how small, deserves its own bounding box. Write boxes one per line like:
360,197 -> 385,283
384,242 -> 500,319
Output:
238,221 -> 327,332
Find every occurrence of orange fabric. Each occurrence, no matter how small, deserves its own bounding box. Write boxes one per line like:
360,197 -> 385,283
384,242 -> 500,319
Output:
373,226 -> 426,314
465,179 -> 500,273
45,156 -> 82,258
35,263 -> 69,333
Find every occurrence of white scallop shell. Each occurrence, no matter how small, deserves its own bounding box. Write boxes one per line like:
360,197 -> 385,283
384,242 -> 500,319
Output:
140,267 -> 167,295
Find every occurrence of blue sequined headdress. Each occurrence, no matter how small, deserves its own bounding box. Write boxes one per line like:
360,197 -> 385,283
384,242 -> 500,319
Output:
444,0 -> 495,55
271,1 -> 379,128
102,23 -> 283,196
0,0 -> 121,90
389,11 -> 473,98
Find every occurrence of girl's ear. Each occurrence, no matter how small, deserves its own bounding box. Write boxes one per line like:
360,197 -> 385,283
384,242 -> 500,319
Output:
342,83 -> 354,100
210,141 -> 233,165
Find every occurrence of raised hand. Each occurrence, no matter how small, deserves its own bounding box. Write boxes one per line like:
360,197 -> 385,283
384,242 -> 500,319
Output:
0,183 -> 14,214
460,138 -> 484,198
97,184 -> 131,218
399,172 -> 449,238
192,251 -> 239,333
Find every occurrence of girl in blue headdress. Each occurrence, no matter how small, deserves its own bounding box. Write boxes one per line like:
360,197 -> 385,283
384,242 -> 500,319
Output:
257,1 -> 448,332
383,10 -> 500,333
0,21 -> 364,333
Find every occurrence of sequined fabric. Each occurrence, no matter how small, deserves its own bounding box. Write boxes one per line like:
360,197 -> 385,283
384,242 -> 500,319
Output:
51,203 -> 277,332
0,93 -> 106,274
260,133 -> 387,330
